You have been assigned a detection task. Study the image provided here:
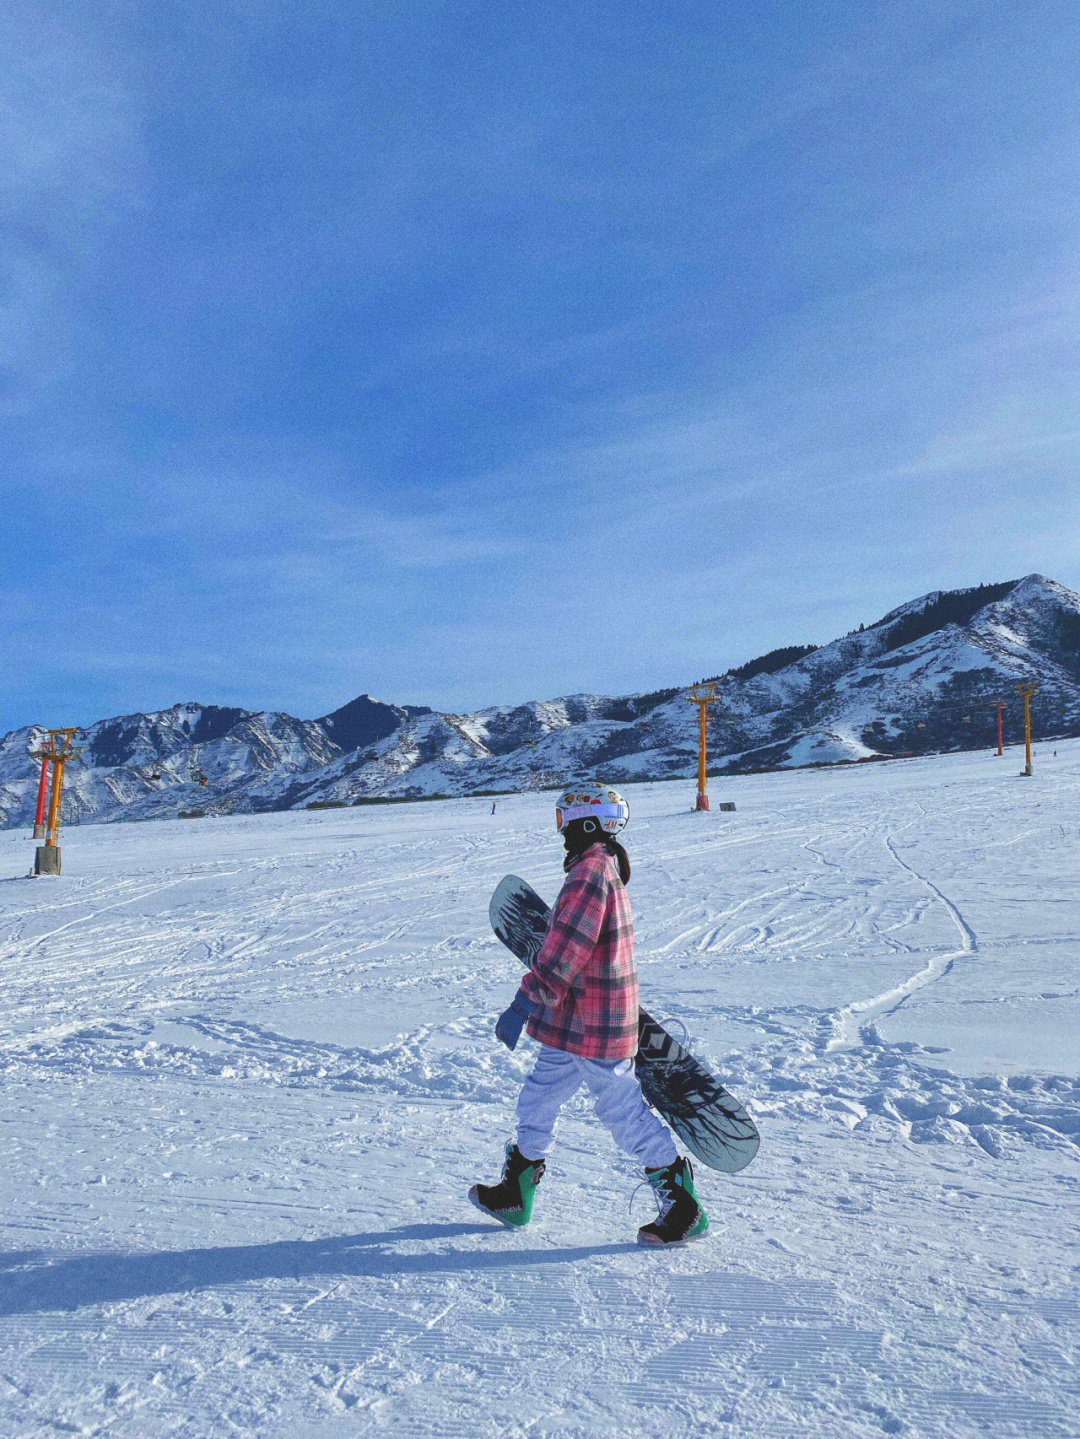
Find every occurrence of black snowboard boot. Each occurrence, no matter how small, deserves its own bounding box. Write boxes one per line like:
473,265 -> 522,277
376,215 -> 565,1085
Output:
469,1143 -> 545,1228
637,1156 -> 709,1246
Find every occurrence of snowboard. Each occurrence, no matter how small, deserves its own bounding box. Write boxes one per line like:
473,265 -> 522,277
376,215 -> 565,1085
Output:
489,875 -> 760,1174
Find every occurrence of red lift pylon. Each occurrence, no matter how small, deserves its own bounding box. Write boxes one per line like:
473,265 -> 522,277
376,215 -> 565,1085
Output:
993,700 -> 1005,756
33,755 -> 50,837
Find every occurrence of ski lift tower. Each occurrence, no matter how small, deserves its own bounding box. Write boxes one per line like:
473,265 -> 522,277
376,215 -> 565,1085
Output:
992,699 -> 1006,756
29,729 -> 79,875
1017,681 -> 1038,775
687,684 -> 717,811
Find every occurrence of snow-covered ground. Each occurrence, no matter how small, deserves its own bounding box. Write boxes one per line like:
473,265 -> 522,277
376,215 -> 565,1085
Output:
2,743 -> 1078,1438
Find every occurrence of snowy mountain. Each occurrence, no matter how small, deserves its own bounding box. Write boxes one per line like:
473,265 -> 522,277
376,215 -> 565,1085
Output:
2,574 -> 1079,828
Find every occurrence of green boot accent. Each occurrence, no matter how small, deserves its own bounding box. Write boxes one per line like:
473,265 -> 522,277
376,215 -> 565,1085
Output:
470,1143 -> 545,1228
637,1156 -> 709,1246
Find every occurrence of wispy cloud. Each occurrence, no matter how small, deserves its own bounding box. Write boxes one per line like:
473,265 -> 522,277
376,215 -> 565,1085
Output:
1,9 -> 146,413
4,4 -> 1080,732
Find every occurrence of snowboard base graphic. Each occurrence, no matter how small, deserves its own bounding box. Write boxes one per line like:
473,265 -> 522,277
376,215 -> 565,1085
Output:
490,875 -> 759,1175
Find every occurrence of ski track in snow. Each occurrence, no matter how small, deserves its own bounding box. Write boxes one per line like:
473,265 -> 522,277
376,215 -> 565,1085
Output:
2,746 -> 1079,1437
824,827 -> 978,1053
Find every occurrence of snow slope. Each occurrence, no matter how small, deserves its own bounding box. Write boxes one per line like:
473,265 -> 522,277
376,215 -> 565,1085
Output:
1,743 -> 1079,1437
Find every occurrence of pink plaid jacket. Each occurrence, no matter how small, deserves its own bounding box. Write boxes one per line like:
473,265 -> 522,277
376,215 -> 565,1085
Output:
519,845 -> 638,1061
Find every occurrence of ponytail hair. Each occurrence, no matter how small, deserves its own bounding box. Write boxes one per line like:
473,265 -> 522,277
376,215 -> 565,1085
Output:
609,837 -> 631,885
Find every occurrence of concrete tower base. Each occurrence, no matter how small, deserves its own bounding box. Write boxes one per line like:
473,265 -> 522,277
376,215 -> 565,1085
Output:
34,845 -> 61,876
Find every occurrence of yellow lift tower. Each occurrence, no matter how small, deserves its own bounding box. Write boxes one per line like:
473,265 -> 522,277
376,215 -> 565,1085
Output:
30,729 -> 78,875
1017,681 -> 1037,776
687,684 -> 717,811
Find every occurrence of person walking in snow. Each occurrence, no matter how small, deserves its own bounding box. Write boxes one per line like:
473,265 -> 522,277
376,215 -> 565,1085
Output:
470,782 -> 708,1246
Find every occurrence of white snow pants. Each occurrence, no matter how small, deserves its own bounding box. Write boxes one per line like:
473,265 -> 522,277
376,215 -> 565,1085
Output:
516,1045 -> 679,1170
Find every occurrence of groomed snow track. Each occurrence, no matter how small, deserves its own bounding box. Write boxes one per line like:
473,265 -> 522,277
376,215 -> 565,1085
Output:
2,743 -> 1078,1437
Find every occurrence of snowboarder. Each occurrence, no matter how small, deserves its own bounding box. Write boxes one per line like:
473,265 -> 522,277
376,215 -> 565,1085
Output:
470,782 -> 709,1246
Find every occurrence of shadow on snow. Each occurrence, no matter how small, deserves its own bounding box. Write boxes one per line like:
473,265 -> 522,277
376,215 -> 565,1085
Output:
0,1223 -> 638,1316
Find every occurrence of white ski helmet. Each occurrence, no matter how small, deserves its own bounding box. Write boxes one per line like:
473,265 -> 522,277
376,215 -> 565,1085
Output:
555,782 -> 630,836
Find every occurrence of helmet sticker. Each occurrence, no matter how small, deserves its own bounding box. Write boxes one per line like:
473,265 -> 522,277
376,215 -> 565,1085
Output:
554,782 -> 630,834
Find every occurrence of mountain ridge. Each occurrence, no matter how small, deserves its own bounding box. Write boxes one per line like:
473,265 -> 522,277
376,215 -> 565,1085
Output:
3,573 -> 1079,828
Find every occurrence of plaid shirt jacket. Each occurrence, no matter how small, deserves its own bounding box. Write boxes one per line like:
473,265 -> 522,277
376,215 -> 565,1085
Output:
519,845 -> 639,1061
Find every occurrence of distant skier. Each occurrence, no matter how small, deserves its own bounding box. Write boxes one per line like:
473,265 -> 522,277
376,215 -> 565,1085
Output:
470,782 -> 708,1246
491,801 -> 497,815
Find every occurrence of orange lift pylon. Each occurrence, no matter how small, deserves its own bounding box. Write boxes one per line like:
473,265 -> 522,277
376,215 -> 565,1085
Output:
29,729 -> 78,874
687,684 -> 717,811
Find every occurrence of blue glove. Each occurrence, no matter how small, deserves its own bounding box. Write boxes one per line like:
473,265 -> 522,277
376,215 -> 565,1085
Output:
495,989 -> 539,1050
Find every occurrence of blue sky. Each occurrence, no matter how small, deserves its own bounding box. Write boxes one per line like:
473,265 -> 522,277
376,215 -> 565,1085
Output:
3,0 -> 1079,732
